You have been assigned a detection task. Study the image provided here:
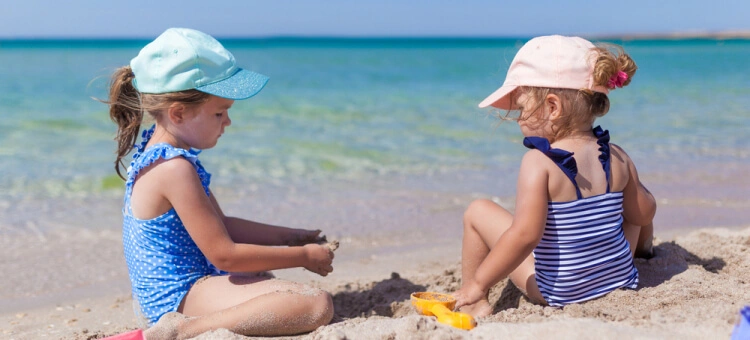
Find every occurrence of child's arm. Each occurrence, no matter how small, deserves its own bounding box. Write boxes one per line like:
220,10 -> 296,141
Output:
455,152 -> 549,307
613,144 -> 657,226
207,190 -> 324,247
156,158 -> 333,275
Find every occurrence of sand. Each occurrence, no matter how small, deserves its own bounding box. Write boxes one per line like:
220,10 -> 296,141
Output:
2,226 -> 748,340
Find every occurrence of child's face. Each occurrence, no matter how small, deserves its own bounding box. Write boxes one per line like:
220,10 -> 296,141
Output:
514,91 -> 550,138
180,95 -> 234,150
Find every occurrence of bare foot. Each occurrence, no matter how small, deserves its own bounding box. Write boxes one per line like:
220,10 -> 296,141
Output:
144,312 -> 188,340
635,247 -> 655,259
635,237 -> 655,259
458,299 -> 493,318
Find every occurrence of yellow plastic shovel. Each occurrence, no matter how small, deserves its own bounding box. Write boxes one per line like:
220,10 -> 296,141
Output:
410,292 -> 476,330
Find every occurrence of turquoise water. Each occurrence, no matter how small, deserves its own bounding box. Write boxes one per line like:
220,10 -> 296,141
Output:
1,38 -> 749,230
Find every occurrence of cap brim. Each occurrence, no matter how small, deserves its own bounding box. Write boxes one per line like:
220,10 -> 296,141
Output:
196,68 -> 269,100
478,85 -> 517,110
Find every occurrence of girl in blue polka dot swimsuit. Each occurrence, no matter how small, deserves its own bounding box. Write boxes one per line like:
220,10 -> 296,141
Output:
105,28 -> 335,339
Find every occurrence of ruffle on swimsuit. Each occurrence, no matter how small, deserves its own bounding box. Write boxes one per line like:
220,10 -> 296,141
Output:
126,125 -> 211,196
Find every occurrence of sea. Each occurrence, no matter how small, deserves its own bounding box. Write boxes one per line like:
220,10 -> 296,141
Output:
2,37 -> 749,229
0,37 -> 749,311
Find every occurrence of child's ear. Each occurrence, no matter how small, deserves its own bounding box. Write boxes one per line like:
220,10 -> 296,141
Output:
545,93 -> 562,121
167,103 -> 187,124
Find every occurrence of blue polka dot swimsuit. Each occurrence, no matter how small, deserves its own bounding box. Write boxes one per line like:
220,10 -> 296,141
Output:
122,125 -> 217,325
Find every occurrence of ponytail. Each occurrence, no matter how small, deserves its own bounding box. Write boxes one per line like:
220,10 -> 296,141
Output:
592,44 -> 637,90
103,67 -> 211,179
107,66 -> 143,179
584,44 -> 637,117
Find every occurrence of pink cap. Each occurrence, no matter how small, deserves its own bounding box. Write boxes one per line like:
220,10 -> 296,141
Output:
478,35 -> 609,109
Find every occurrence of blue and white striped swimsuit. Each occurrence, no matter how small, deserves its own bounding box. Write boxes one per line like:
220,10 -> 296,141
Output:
524,126 -> 638,306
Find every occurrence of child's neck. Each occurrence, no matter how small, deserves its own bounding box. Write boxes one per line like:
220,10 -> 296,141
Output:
549,128 -> 595,145
145,125 -> 188,150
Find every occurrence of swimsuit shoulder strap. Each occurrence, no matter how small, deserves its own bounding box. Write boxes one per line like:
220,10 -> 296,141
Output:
523,136 -> 582,199
125,125 -> 212,197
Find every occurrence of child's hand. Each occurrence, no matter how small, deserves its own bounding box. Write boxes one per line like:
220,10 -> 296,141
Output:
452,280 -> 487,310
287,229 -> 326,246
302,243 -> 334,276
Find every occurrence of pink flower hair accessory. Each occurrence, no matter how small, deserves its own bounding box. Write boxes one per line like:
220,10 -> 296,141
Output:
607,71 -> 628,89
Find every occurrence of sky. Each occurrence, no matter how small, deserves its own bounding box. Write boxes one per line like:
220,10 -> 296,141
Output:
1,0 -> 749,38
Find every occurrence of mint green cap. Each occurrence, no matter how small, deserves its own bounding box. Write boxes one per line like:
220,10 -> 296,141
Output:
130,28 -> 268,100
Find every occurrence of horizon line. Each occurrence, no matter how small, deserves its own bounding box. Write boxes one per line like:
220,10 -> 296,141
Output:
2,30 -> 750,41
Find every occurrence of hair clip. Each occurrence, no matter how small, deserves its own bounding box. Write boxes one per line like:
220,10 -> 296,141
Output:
607,71 -> 628,89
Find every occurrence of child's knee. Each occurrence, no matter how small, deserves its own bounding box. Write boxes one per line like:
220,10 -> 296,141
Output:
463,199 -> 496,224
304,289 -> 334,327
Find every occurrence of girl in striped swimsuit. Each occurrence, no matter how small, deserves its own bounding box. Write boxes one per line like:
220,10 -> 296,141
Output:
453,35 -> 657,317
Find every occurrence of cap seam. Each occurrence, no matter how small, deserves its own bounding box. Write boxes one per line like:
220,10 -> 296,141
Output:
174,29 -> 202,88
555,37 -> 561,87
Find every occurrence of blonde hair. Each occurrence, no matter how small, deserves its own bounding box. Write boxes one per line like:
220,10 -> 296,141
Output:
104,66 -> 211,179
507,44 -> 637,140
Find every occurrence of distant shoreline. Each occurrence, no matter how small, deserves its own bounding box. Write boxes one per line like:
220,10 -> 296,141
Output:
1,34 -> 749,50
1,30 -> 749,42
590,30 -> 750,40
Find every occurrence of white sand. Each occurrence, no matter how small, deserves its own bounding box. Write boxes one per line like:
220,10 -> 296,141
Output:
2,226 -> 749,339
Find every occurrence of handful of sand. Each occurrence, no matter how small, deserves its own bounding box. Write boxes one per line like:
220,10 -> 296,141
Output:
325,240 -> 340,252
311,234 -> 339,252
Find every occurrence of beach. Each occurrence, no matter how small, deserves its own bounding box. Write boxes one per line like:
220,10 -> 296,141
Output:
1,38 -> 749,339
2,218 -> 749,339
1,172 -> 749,339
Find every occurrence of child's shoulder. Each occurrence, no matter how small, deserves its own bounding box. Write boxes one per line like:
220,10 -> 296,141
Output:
521,147 -> 551,162
134,143 -> 200,170
608,142 -> 634,167
139,143 -> 198,161
134,156 -> 205,197
134,146 -> 201,183
147,155 -> 198,179
608,142 -> 637,192
519,148 -> 555,174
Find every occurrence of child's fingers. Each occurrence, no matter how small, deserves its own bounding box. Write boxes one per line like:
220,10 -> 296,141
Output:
302,230 -> 324,244
288,230 -> 325,246
315,264 -> 334,276
325,240 -> 339,252
313,233 -> 327,243
317,250 -> 334,276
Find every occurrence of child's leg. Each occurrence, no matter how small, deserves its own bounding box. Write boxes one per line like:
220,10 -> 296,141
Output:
146,275 -> 333,339
622,221 -> 654,258
460,199 -> 544,317
621,221 -> 640,256
635,222 -> 655,258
